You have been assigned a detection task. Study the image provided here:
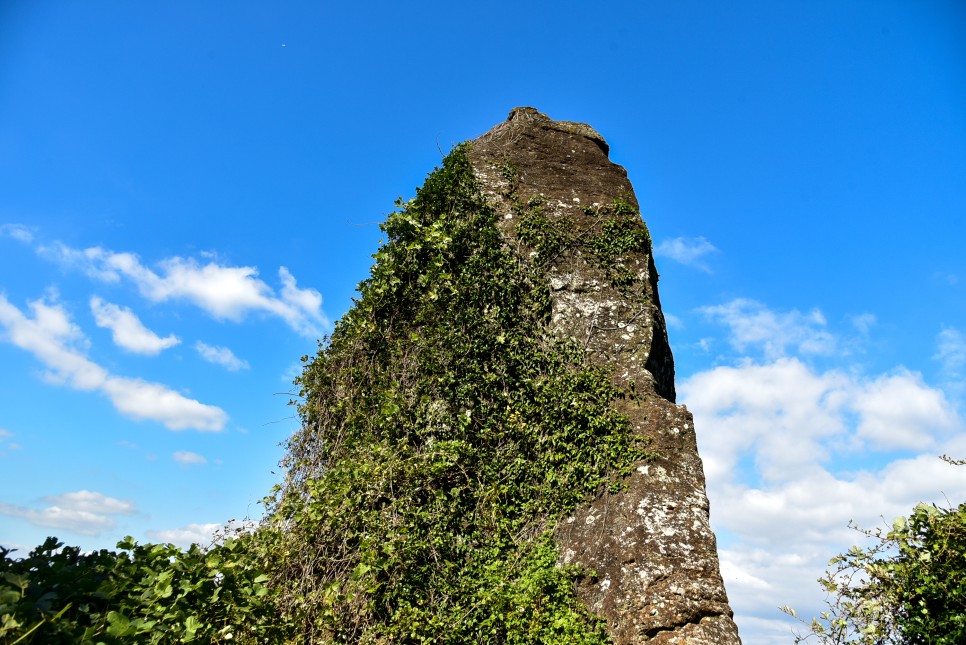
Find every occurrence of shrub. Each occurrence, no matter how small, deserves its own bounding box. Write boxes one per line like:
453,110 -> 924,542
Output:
783,458 -> 966,644
1,531 -> 290,644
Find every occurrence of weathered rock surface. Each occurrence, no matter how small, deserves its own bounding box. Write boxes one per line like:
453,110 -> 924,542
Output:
466,107 -> 740,644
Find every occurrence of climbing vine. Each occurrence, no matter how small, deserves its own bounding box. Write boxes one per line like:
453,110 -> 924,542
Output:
265,144 -> 653,643
516,194 -> 651,290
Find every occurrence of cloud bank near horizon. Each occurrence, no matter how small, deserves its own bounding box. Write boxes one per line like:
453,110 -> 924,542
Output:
677,298 -> 966,640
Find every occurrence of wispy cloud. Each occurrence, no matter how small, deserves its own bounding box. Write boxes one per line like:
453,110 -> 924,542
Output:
699,298 -> 836,359
935,327 -> 966,378
101,378 -> 226,430
195,342 -> 249,371
0,428 -> 20,454
932,271 -> 959,286
146,522 -> 221,549
0,223 -> 34,243
90,296 -> 180,355
280,359 -> 305,385
0,490 -> 137,536
662,312 -> 683,329
0,295 -> 227,431
173,450 -> 207,465
655,236 -> 719,272
849,313 -> 876,335
935,327 -> 966,398
39,242 -> 328,337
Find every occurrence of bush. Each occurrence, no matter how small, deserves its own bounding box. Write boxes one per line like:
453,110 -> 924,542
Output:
1,532 -> 290,644
783,458 -> 966,644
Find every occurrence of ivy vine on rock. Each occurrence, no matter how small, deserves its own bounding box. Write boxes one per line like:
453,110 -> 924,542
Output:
265,144 -> 653,643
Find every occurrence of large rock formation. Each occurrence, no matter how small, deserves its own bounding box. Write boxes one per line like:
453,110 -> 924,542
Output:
466,107 -> 740,644
275,106 -> 739,644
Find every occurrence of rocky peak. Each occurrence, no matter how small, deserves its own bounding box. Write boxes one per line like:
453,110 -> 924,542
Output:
467,108 -> 741,644
468,106 -> 674,403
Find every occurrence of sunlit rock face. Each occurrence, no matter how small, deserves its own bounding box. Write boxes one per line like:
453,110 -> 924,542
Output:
467,107 -> 741,644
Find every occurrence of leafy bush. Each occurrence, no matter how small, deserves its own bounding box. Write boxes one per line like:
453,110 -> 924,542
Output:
1,532 -> 290,644
784,459 -> 966,644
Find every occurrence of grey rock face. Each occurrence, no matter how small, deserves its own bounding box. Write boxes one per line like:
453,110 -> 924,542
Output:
466,107 -> 740,644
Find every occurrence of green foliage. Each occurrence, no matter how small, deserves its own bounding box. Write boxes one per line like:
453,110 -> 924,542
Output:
586,198 -> 652,288
516,194 -> 651,289
267,144 -> 653,642
890,502 -> 966,643
783,484 -> 966,643
515,195 -> 566,265
3,144 -> 657,644
1,532 -> 291,644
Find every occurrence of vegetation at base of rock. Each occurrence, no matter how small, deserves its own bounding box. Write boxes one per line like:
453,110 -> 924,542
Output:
264,143 -> 652,642
1,533 -> 288,644
784,459 -> 966,644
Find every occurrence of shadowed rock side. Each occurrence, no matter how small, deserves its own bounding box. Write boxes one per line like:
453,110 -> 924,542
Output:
466,107 -> 740,644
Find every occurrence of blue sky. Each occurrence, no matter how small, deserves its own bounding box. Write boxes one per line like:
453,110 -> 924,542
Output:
1,2 -> 964,642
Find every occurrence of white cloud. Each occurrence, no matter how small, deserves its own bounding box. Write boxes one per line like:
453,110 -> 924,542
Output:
655,236 -> 719,272
699,298 -> 836,359
851,370 -> 958,450
145,522 -> 221,549
850,312 -> 876,335
0,428 -> 20,453
173,450 -> 207,465
0,294 -> 227,431
662,312 -> 683,329
0,223 -> 34,243
713,454 -> 966,645
730,614 -> 801,645
40,242 -> 328,337
680,356 -> 966,644
45,490 -> 137,515
90,296 -> 180,355
101,377 -> 227,430
932,271 -> 959,286
195,341 -> 249,371
936,327 -> 966,377
684,358 -> 960,487
0,490 -> 136,537
653,298 -> 966,643
683,358 -> 850,485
